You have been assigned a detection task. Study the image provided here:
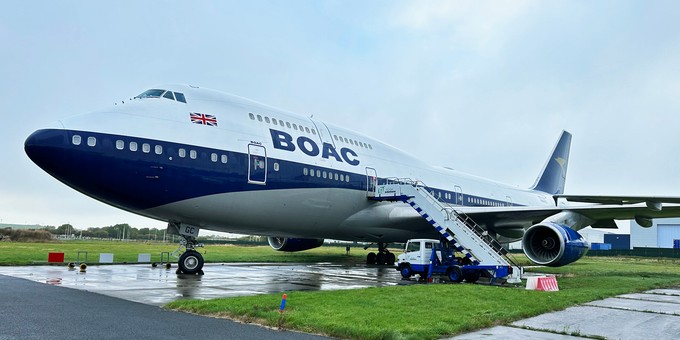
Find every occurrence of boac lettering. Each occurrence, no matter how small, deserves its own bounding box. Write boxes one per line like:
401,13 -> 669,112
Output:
270,129 -> 360,166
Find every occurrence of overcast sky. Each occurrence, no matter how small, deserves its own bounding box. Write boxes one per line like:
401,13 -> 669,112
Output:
2,1 -> 680,233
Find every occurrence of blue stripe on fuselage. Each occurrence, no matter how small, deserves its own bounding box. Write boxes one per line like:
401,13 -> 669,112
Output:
25,129 -> 521,213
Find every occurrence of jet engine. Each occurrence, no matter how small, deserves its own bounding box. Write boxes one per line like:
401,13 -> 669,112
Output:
267,236 -> 324,252
522,222 -> 589,267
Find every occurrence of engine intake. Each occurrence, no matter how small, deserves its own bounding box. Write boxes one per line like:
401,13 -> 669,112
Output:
267,236 -> 324,252
522,222 -> 589,267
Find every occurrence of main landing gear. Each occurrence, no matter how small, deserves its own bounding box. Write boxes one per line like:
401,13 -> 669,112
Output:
365,242 -> 395,265
169,222 -> 205,275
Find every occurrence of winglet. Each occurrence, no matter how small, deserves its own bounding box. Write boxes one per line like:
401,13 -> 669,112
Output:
531,131 -> 572,195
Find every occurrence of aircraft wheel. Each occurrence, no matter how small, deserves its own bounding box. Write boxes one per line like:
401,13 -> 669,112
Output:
464,270 -> 481,283
386,252 -> 396,265
366,252 -> 377,265
376,252 -> 386,265
447,266 -> 463,283
178,250 -> 204,275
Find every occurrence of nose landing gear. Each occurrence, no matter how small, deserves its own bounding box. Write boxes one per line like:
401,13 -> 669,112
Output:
169,222 -> 205,275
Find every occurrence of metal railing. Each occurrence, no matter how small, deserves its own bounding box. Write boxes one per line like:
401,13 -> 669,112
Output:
375,178 -> 520,267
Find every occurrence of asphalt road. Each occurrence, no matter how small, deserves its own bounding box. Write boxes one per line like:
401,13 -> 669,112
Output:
0,274 -> 326,340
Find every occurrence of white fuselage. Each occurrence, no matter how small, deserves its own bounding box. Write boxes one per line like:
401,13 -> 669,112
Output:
26,85 -> 555,243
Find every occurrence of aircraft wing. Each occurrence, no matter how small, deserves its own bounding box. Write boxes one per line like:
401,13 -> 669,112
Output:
456,203 -> 680,229
555,195 -> 680,205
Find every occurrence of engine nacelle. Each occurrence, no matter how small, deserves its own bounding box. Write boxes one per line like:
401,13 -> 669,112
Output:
267,236 -> 324,252
522,222 -> 589,267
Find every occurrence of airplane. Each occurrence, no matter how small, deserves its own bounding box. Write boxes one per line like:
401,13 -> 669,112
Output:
24,84 -> 680,275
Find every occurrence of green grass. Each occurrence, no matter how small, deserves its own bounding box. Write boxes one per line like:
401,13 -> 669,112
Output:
0,241 -> 374,265
167,256 -> 680,339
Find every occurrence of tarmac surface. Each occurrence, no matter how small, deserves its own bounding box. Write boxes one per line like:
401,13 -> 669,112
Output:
0,262 -> 401,306
2,263 -> 680,339
0,273 -> 325,340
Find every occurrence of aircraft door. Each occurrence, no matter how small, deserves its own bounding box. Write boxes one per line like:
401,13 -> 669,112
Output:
309,118 -> 335,148
366,167 -> 377,197
454,185 -> 463,206
248,144 -> 267,185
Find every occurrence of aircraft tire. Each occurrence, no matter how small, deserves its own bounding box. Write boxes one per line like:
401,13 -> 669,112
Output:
178,250 -> 204,275
386,252 -> 396,265
376,252 -> 386,265
366,252 -> 377,265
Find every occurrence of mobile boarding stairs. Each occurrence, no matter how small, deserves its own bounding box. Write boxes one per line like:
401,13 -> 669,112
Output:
369,178 -> 523,284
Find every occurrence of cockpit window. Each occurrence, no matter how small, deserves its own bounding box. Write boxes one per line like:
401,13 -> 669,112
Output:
135,89 -> 187,103
135,89 -> 165,98
174,92 -> 186,103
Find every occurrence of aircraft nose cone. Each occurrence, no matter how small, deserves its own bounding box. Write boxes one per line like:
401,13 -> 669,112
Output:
25,129 -> 69,174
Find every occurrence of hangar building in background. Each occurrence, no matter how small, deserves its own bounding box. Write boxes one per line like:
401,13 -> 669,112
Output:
631,218 -> 680,249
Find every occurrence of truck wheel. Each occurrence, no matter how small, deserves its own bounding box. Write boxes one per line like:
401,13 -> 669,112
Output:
400,265 -> 412,279
447,266 -> 463,283
464,270 -> 480,283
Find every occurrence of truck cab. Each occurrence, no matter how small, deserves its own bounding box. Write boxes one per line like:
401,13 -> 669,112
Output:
397,239 -> 441,278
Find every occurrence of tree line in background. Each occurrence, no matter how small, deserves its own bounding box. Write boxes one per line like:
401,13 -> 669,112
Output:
1,223 -> 270,243
39,223 -> 165,240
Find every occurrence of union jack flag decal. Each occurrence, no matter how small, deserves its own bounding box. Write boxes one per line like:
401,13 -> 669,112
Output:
190,112 -> 218,127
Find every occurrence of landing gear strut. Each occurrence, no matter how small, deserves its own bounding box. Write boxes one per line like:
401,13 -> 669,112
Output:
169,222 -> 205,275
366,242 -> 395,265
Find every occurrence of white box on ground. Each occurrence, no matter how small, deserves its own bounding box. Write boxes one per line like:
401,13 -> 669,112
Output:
99,253 -> 114,263
137,253 -> 151,262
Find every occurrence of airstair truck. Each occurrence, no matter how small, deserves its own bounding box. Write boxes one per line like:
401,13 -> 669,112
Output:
397,239 -> 514,284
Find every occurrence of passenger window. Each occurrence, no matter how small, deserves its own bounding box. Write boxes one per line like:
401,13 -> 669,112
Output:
340,174 -> 344,181
155,145 -> 163,155
87,137 -> 96,147
221,155 -> 228,163
190,150 -> 197,159
322,171 -> 327,179
179,148 -> 186,158
316,170 -> 321,177
334,173 -> 339,181
272,119 -> 278,126
129,142 -> 138,152
211,153 -> 218,162
346,175 -> 350,182
72,135 -> 81,146
249,113 -> 255,120
174,92 -> 187,103
303,168 -> 308,176
163,91 -> 175,100
274,163 -> 279,171
286,122 -> 291,128
344,137 -> 349,143
293,124 -> 298,131
279,120 -> 285,126
142,143 -> 150,153
305,127 -> 310,133
116,140 -> 124,150
368,144 -> 373,150
257,115 -> 263,122
334,135 -> 339,141
265,117 -> 271,124
312,129 -> 317,135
